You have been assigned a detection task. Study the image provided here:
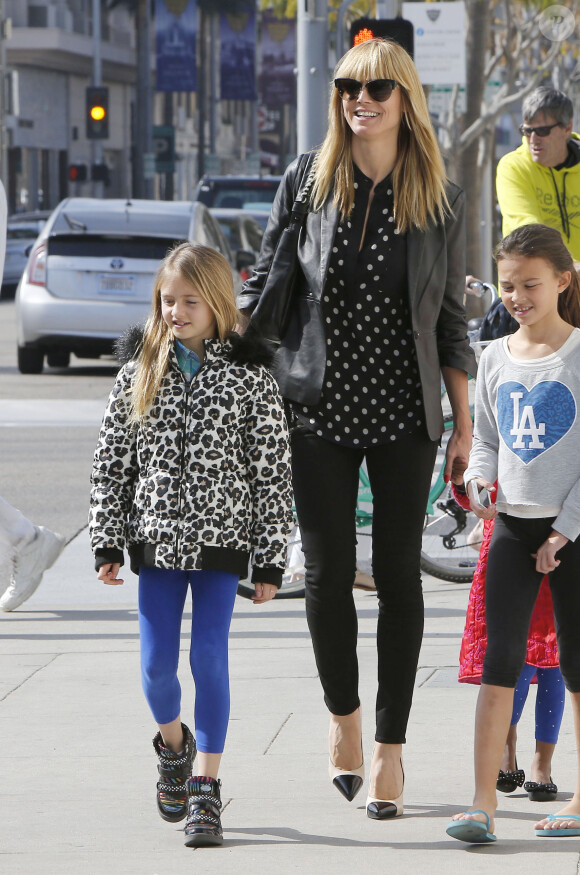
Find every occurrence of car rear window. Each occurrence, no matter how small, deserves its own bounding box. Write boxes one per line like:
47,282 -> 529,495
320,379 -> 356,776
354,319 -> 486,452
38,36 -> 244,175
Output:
197,180 -> 280,209
212,189 -> 277,209
215,218 -> 240,249
47,235 -> 186,260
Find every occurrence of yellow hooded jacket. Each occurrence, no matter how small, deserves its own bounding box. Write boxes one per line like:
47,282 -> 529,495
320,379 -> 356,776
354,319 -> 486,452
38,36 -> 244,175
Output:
496,133 -> 580,261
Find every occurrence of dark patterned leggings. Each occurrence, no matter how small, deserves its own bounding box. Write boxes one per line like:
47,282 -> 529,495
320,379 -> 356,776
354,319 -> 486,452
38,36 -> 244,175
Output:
483,514 -> 580,692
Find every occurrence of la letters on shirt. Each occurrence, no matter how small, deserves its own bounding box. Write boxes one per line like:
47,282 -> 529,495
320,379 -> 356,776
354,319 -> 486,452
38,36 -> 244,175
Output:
464,329 -> 580,542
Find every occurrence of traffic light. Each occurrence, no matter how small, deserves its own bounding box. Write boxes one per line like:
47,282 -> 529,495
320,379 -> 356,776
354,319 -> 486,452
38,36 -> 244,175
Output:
350,18 -> 414,58
86,86 -> 109,139
68,163 -> 88,182
91,163 -> 110,185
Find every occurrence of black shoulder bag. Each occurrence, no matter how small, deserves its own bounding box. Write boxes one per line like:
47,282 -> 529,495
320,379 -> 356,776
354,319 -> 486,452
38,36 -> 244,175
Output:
248,152 -> 317,344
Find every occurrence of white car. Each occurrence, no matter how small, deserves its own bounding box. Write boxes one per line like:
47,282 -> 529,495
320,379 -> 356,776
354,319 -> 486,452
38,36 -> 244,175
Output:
194,175 -> 281,230
209,208 -> 263,281
15,198 -> 242,374
2,211 -> 51,298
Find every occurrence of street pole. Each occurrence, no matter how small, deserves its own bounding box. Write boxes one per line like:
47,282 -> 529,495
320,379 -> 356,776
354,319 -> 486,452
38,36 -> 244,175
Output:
336,0 -> 353,61
0,0 -> 9,193
296,0 -> 329,155
197,8 -> 207,180
92,0 -> 104,198
136,0 -> 154,198
377,0 -> 398,17
209,12 -> 218,157
163,92 -> 174,200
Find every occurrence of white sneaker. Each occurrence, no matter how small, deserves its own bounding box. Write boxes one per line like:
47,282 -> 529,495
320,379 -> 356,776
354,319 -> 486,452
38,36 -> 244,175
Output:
0,526 -> 66,611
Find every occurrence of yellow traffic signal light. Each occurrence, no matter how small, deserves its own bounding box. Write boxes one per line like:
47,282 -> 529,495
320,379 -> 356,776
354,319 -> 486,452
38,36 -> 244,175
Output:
90,105 -> 106,122
86,86 -> 109,139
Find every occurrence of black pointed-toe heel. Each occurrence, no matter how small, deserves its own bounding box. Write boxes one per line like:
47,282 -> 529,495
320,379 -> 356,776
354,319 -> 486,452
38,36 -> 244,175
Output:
524,778 -> 558,802
329,753 -> 365,802
366,760 -> 404,819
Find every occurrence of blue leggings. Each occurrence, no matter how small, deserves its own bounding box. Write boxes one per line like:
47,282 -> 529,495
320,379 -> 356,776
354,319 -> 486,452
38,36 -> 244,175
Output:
510,664 -> 565,744
138,567 -> 239,754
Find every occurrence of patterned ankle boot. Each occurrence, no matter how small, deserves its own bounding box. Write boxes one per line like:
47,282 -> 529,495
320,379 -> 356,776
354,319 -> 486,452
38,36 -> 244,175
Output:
184,776 -> 223,847
152,723 -> 196,822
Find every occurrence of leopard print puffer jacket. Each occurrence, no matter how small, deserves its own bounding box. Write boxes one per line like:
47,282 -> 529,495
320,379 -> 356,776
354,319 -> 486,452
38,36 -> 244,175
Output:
89,335 -> 293,587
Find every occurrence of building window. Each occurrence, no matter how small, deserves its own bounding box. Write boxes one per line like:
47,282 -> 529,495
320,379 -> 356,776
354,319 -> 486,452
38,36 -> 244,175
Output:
28,6 -> 48,28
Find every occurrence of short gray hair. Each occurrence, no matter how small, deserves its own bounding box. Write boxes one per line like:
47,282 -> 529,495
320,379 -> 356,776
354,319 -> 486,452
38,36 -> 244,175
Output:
523,87 -> 573,126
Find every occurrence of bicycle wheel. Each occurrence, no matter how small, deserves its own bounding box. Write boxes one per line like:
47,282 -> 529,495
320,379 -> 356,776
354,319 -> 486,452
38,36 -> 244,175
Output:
236,523 -> 306,599
421,430 -> 481,583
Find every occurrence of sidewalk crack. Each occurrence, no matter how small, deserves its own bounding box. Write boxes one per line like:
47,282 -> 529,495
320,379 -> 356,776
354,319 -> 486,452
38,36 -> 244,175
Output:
264,713 -> 293,755
0,653 -> 59,701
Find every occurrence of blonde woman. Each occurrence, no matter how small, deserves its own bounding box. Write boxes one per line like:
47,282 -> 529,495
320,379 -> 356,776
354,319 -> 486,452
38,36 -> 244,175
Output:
240,38 -> 476,819
90,243 -> 292,848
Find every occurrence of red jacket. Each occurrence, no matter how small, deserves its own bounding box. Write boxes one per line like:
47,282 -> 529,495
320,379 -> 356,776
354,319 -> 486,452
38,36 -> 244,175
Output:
453,486 -> 559,684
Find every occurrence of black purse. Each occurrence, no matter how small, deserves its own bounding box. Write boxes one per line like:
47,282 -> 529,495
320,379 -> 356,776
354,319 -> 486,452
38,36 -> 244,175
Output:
248,152 -> 317,344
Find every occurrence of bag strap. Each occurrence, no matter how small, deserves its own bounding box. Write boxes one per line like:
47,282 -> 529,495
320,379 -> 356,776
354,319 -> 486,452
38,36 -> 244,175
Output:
290,152 -> 318,224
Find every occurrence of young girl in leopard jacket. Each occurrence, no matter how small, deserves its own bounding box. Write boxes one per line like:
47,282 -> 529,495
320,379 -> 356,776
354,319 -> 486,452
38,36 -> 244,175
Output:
90,242 -> 293,849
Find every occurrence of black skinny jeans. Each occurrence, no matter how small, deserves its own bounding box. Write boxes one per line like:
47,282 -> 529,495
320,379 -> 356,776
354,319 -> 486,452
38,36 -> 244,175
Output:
483,514 -> 580,692
291,428 -> 438,743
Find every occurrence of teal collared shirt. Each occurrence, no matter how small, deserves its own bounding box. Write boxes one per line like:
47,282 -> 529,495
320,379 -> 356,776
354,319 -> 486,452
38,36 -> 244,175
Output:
174,340 -> 202,382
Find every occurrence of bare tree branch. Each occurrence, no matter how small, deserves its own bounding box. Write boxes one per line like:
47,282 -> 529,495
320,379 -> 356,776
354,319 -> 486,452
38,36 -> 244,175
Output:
459,36 -> 562,149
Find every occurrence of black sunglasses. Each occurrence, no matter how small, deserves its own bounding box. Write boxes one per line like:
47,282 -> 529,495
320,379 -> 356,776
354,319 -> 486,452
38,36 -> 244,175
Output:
334,78 -> 398,103
519,122 -> 562,138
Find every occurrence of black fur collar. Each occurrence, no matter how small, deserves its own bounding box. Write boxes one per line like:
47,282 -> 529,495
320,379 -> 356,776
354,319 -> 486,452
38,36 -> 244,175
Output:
114,324 -> 145,365
114,324 -> 274,368
227,328 -> 275,367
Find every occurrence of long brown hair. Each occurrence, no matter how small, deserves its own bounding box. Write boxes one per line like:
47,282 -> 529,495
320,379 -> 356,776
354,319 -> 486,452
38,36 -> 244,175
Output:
312,37 -> 449,232
129,243 -> 239,423
495,224 -> 580,328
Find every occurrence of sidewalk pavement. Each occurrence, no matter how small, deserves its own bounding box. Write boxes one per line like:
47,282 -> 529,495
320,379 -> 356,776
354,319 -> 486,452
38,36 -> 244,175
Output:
1,529 -> 579,875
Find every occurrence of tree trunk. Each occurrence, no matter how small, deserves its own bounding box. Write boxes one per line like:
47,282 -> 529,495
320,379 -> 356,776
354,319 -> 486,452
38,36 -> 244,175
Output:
457,0 -> 492,277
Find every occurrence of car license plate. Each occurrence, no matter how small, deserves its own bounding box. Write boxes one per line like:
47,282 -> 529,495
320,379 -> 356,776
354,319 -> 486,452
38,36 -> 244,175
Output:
98,274 -> 135,293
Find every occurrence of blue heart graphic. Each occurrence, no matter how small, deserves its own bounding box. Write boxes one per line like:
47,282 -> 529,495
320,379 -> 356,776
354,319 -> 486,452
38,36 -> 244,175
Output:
497,381 -> 576,464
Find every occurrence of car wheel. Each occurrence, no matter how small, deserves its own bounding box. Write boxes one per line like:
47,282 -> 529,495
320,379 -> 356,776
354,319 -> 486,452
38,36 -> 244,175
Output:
46,350 -> 70,368
17,346 -> 44,374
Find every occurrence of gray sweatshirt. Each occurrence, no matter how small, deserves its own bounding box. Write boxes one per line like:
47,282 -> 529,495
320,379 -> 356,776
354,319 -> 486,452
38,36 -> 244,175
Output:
464,328 -> 580,541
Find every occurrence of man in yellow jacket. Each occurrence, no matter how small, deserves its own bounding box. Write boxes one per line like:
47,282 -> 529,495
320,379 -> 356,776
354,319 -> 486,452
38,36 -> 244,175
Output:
496,87 -> 580,261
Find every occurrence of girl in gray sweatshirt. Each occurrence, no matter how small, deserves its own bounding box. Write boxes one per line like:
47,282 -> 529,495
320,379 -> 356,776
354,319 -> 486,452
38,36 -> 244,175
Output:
446,224 -> 580,845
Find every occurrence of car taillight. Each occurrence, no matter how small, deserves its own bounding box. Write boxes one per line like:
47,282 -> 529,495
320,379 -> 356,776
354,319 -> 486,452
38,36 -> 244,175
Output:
28,243 -> 47,286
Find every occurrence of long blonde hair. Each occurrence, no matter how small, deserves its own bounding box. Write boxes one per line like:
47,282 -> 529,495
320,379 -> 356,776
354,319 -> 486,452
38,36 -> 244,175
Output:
312,38 -> 449,232
129,242 -> 239,423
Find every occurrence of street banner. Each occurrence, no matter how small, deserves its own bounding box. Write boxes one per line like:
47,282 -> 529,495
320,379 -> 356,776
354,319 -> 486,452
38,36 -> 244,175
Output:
259,12 -> 296,108
155,0 -> 197,93
220,9 -> 257,101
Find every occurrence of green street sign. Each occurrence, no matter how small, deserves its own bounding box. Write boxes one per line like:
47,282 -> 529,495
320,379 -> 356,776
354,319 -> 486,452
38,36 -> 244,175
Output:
153,125 -> 175,174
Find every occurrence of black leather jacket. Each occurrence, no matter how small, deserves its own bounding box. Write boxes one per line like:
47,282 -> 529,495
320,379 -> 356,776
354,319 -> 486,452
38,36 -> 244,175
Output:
239,155 -> 477,441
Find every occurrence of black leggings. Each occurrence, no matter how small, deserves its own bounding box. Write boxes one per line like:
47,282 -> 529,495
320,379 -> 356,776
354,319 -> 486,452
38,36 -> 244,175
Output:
483,514 -> 580,692
291,428 -> 438,743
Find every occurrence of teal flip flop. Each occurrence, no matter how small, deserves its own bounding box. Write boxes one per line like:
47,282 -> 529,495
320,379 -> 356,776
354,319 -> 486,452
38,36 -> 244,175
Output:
446,810 -> 497,843
535,814 -> 580,837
